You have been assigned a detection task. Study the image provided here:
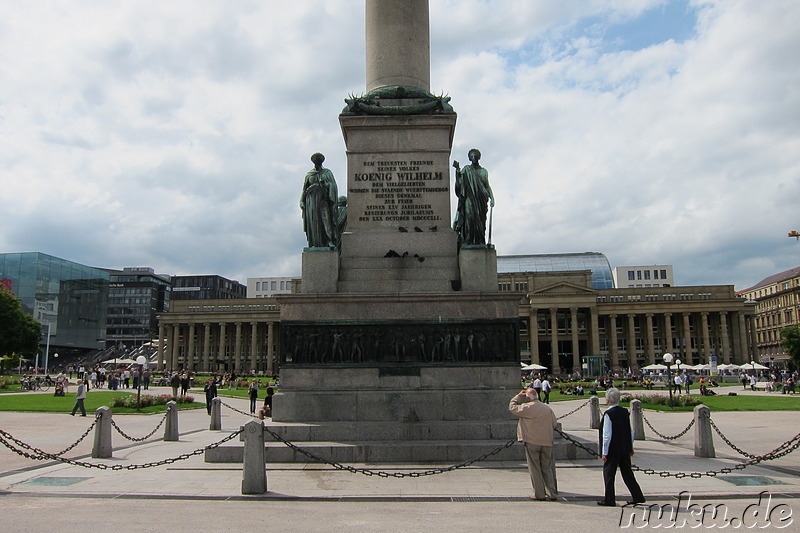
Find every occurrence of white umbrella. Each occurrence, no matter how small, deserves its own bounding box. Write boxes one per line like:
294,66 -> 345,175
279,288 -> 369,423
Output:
692,364 -> 713,371
521,363 -> 548,371
745,362 -> 769,370
718,364 -> 740,370
641,363 -> 667,370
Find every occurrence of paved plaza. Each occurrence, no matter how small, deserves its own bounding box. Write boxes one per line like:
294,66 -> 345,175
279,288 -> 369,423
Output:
0,387 -> 798,531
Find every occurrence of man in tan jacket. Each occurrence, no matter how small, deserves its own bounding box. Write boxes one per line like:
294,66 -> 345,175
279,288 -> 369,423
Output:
509,389 -> 558,501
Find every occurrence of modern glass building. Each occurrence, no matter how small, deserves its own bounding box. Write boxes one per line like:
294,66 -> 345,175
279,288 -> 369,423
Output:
0,252 -> 109,357
497,252 -> 615,289
106,267 -> 171,348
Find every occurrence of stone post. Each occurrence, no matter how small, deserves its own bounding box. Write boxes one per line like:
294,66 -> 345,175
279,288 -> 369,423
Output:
630,399 -> 645,441
240,420 -> 268,494
92,406 -> 112,458
589,396 -> 601,429
164,401 -> 179,441
210,397 -> 222,431
693,404 -> 715,458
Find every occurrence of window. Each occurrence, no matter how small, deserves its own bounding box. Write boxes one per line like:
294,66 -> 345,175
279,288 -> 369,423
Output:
644,270 -> 651,280
628,271 -> 635,281
654,270 -> 660,280
498,282 -> 511,291
660,270 -> 667,279
255,282 -> 261,291
637,270 -> 642,280
271,281 -> 277,290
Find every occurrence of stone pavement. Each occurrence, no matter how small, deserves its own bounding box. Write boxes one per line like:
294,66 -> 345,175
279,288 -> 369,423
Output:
0,388 -> 798,531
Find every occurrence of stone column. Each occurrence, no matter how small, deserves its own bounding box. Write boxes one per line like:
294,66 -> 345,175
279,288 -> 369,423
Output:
366,0 -> 430,92
589,396 -> 601,429
701,312 -> 711,363
609,314 -> 619,372
203,323 -> 212,372
645,313 -> 655,364
156,323 -> 165,371
737,312 -> 749,365
627,313 -> 637,371
218,322 -> 226,372
210,397 -> 222,431
187,323 -> 196,371
529,309 -> 540,365
170,324 -> 180,371
682,312 -> 693,365
630,399 -> 645,440
250,322 -> 258,372
164,401 -> 179,441
92,406 -> 113,458
568,307 -> 579,373
590,307 -> 600,356
234,322 -> 243,374
267,321 -> 275,375
549,307 -> 558,371
664,313 -> 673,353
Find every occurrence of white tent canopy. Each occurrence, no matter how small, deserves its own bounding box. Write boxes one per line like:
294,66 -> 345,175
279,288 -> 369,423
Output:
521,363 -> 548,371
743,362 -> 769,370
641,363 -> 668,370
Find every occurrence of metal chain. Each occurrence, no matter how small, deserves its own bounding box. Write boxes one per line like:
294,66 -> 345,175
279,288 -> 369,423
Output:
709,418 -> 797,460
0,427 -> 242,470
110,412 -> 168,442
642,414 -> 695,440
220,400 -> 516,478
51,418 -> 98,456
219,400 -> 256,418
554,426 -> 800,478
556,398 -> 592,420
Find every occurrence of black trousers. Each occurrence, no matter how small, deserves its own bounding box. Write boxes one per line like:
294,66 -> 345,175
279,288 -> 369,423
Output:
602,452 -> 644,504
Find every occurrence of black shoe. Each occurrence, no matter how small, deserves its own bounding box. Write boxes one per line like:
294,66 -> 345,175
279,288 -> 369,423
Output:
597,501 -> 616,507
626,500 -> 646,505
70,413 -> 75,416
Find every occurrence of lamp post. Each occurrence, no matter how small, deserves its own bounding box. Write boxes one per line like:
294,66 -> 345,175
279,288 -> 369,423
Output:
663,353 -> 674,408
136,355 -> 147,411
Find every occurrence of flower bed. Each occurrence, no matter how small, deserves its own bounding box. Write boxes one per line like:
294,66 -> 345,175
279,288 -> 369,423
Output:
620,392 -> 701,408
111,393 -> 194,409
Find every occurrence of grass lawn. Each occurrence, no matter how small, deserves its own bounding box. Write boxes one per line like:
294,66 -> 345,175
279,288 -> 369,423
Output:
0,391 -> 205,414
619,393 -> 800,412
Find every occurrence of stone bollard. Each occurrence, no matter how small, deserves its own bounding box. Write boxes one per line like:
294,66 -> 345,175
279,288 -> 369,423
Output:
210,397 -> 222,431
631,399 -> 645,440
92,406 -> 112,458
589,396 -> 601,429
240,420 -> 267,494
164,401 -> 179,441
694,404 -> 715,457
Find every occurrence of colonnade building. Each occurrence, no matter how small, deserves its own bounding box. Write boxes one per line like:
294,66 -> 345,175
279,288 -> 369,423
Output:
155,253 -> 757,375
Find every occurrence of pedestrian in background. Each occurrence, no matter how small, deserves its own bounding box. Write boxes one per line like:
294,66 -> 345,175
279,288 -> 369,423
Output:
596,387 -> 645,507
70,379 -> 88,417
508,389 -> 558,501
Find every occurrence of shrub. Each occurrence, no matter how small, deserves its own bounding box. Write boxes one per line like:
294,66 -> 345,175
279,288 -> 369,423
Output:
621,393 -> 701,408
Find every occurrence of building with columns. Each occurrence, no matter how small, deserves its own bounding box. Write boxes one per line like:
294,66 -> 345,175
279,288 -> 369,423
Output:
155,261 -> 756,376
738,265 -> 800,365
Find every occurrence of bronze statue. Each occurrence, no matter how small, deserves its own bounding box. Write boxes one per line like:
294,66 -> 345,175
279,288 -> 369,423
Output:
335,195 -> 348,249
300,153 -> 338,248
452,149 -> 495,246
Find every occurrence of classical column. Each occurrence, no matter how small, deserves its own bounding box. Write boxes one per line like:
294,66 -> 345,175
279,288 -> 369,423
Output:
701,312 -> 711,364
218,322 -> 226,372
234,322 -> 243,373
570,307 -> 579,372
720,311 -> 731,364
664,313 -> 673,353
203,323 -> 212,372
627,314 -> 637,371
609,314 -> 619,372
250,322 -> 258,372
267,321 -> 275,375
529,309 -> 540,365
645,313 -> 655,364
187,323 -> 196,371
156,323 -> 165,371
170,324 -> 180,370
590,307 -> 600,356
549,307 -> 558,371
681,312 -> 693,365
366,0 -> 430,92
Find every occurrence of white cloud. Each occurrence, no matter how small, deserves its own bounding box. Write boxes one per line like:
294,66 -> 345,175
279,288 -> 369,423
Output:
1,0 -> 798,291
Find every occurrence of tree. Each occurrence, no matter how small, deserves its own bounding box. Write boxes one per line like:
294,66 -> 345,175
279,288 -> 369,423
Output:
0,289 -> 42,359
779,326 -> 800,369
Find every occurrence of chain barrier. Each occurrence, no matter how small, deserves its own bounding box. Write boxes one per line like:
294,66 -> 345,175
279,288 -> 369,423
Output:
642,414 -> 695,440
556,398 -> 592,420
219,400 -> 516,478
555,425 -> 800,479
110,412 -> 168,442
709,418 -> 798,460
0,427 -> 242,470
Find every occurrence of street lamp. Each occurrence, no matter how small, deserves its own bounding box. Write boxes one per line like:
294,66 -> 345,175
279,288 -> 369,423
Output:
136,355 -> 147,411
663,353 -> 675,408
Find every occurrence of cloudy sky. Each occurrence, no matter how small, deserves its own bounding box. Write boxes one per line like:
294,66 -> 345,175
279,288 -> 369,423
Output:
2,0 -> 798,291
